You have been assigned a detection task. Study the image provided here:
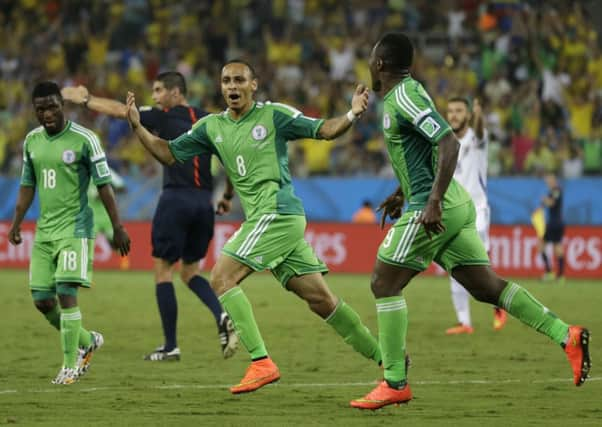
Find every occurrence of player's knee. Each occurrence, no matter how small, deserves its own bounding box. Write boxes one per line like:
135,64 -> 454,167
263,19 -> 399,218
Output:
33,298 -> 56,314
209,271 -> 234,296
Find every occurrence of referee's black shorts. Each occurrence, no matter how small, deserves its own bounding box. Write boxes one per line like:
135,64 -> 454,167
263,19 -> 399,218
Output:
543,223 -> 564,244
151,188 -> 214,264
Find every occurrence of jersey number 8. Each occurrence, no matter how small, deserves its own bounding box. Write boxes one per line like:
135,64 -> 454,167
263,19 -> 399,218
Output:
236,155 -> 247,176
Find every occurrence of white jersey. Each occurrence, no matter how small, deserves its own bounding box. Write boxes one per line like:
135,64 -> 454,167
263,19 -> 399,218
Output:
454,127 -> 489,211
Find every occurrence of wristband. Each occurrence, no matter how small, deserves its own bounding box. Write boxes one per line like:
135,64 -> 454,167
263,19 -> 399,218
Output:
223,193 -> 234,201
83,95 -> 91,108
346,110 -> 358,123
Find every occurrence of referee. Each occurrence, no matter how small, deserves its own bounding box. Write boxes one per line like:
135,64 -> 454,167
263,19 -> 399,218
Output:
539,173 -> 565,282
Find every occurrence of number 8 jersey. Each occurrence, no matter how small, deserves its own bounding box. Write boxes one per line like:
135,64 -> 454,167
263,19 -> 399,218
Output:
169,102 -> 324,219
20,121 -> 112,241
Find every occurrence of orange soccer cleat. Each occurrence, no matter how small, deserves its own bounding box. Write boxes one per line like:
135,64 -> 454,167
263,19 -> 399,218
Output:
350,381 -> 412,410
230,357 -> 280,394
445,324 -> 474,335
564,326 -> 591,386
493,308 -> 508,331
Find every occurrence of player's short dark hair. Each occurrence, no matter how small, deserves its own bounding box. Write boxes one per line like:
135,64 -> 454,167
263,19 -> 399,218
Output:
156,71 -> 187,96
223,59 -> 257,79
32,81 -> 63,103
376,32 -> 414,72
448,96 -> 471,110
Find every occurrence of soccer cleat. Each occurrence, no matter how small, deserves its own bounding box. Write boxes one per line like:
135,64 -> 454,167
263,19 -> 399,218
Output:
230,357 -> 280,394
563,326 -> 591,386
218,313 -> 239,359
78,331 -> 104,377
144,346 -> 181,361
445,324 -> 474,335
51,366 -> 78,385
350,380 -> 412,410
493,308 -> 508,331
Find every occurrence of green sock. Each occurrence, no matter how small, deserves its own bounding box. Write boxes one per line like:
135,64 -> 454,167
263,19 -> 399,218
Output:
498,282 -> 569,345
219,287 -> 268,360
326,300 -> 381,364
377,296 -> 408,385
60,307 -> 82,369
44,304 -> 92,348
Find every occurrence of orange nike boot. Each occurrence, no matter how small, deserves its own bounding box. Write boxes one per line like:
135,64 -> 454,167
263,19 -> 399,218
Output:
230,357 -> 280,394
445,324 -> 474,335
350,380 -> 412,410
564,326 -> 591,386
493,308 -> 508,331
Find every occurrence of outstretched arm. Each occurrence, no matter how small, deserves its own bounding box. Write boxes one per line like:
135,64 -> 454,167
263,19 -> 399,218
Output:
125,91 -> 176,166
97,184 -> 131,256
8,186 -> 35,245
472,98 -> 484,140
62,85 -> 128,118
318,84 -> 369,139
417,132 -> 460,238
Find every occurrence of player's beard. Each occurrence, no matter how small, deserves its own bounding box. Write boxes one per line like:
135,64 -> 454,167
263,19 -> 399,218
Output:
452,117 -> 469,133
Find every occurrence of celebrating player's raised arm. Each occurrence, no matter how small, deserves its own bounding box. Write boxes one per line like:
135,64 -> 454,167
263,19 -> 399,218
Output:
318,84 -> 369,139
62,85 -> 129,118
126,91 -> 176,166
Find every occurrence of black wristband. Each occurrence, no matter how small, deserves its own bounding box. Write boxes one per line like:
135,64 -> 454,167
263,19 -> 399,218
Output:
223,193 -> 234,201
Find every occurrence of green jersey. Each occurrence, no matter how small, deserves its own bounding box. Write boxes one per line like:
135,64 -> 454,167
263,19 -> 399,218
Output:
20,121 -> 112,242
382,77 -> 471,210
169,101 -> 324,219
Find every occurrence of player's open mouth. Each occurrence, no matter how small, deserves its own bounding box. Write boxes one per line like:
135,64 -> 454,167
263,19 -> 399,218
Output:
229,94 -> 240,101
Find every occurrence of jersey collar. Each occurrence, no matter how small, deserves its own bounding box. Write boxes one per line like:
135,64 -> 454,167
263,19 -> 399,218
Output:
226,102 -> 256,124
383,75 -> 412,101
44,120 -> 72,141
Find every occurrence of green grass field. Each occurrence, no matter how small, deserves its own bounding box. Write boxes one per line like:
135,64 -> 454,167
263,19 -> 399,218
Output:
1,269 -> 600,426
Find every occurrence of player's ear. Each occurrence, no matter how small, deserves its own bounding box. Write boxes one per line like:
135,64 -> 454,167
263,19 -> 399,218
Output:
376,57 -> 384,72
251,78 -> 258,92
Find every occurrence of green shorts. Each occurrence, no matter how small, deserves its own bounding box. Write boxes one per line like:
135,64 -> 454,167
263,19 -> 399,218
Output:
222,213 -> 328,287
377,201 -> 490,272
30,237 -> 95,292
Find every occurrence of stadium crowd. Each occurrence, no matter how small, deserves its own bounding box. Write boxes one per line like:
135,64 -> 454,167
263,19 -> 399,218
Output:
0,0 -> 600,179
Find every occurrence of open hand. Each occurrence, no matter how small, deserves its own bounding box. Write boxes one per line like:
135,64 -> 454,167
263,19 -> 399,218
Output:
61,85 -> 89,104
125,91 -> 141,129
376,190 -> 405,229
112,225 -> 131,256
351,84 -> 370,116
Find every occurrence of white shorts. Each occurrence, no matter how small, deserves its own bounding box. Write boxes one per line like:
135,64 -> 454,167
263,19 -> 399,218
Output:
475,206 -> 490,252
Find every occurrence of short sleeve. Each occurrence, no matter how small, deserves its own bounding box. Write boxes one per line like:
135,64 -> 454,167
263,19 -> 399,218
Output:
83,131 -> 113,186
139,106 -> 164,133
271,102 -> 325,140
168,119 -> 214,163
393,82 -> 452,144
20,139 -> 35,187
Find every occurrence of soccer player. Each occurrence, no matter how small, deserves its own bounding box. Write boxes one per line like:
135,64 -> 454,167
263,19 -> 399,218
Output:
350,33 -> 591,409
539,173 -> 565,282
444,97 -> 507,334
8,81 -> 131,384
125,60 -> 383,396
88,166 -> 126,251
62,72 -> 238,360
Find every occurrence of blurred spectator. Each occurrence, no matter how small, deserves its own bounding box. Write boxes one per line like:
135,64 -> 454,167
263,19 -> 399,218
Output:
524,140 -> 556,175
352,200 -> 377,224
0,0 -> 600,178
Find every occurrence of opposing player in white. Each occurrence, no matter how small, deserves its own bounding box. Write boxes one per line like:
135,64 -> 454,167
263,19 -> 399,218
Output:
444,97 -> 507,335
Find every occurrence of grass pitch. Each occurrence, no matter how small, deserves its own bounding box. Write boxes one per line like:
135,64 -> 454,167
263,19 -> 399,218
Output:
1,270 -> 600,426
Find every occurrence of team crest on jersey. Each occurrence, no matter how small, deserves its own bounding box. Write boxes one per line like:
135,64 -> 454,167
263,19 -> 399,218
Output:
383,113 -> 391,130
62,150 -> 76,164
252,125 -> 267,141
419,117 -> 441,138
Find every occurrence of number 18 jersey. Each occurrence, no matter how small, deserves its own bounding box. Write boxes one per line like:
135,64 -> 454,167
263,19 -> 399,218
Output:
20,121 -> 112,241
169,101 -> 324,219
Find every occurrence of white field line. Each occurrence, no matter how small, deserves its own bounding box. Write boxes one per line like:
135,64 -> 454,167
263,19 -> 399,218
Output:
0,376 -> 600,395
